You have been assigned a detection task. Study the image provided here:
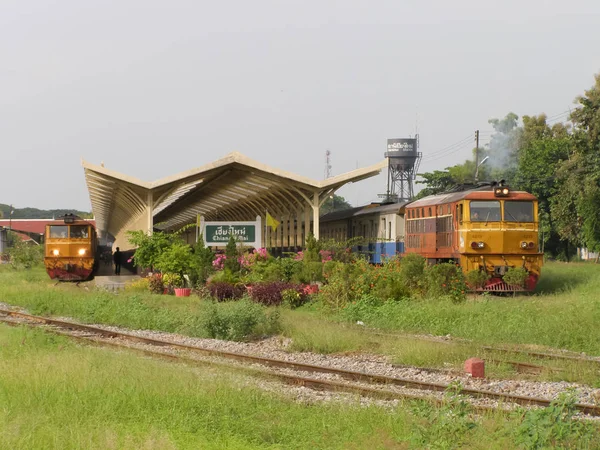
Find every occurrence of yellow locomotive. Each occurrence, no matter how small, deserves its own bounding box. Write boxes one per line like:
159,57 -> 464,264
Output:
405,183 -> 543,292
44,214 -> 99,281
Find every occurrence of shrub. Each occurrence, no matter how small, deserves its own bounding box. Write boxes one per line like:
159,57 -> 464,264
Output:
341,294 -> 386,322
8,241 -> 43,269
126,230 -> 179,270
424,263 -> 467,303
224,236 -> 241,273
202,299 -> 281,341
154,241 -> 194,287
162,272 -> 184,288
207,281 -> 246,301
281,289 -> 306,309
319,261 -> 361,310
125,277 -> 150,292
399,253 -> 426,292
248,281 -> 307,306
465,270 -> 490,289
210,268 -> 240,284
242,259 -> 283,283
371,256 -> 410,300
148,274 -> 164,294
304,233 -> 321,263
189,234 -> 214,286
515,390 -> 595,448
292,261 -> 324,284
277,257 -> 302,282
503,266 -> 529,288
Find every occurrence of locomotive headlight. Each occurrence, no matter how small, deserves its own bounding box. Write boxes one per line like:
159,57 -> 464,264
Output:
470,241 -> 485,249
520,241 -> 528,249
78,248 -> 86,256
52,249 -> 59,256
502,188 -> 509,195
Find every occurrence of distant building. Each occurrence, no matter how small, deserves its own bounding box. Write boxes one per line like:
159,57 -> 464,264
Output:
0,219 -> 96,244
578,248 -> 599,262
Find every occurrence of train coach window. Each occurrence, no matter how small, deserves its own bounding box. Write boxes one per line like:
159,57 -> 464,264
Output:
50,225 -> 68,238
470,201 -> 501,222
504,201 -> 534,222
70,225 -> 89,239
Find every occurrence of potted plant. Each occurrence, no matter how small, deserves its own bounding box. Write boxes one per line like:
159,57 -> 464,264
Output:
154,241 -> 194,297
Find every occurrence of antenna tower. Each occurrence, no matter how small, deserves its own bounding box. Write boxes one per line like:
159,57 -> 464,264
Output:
324,149 -> 332,179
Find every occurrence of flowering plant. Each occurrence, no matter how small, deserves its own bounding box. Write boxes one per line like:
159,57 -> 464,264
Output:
319,250 -> 333,262
238,248 -> 270,269
212,254 -> 227,270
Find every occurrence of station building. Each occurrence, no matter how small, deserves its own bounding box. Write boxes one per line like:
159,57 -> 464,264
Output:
82,152 -> 387,251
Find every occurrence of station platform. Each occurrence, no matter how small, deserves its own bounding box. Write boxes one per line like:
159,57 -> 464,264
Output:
94,275 -> 139,291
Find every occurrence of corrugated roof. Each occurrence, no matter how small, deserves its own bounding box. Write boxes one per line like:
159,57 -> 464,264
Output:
320,201 -> 408,223
82,152 -> 387,241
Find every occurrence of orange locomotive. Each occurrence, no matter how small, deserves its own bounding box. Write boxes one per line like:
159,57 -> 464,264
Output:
44,214 -> 99,281
404,183 -> 543,292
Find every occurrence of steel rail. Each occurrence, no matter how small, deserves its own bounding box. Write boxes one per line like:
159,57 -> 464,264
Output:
373,330 -> 600,368
1,308 -> 599,416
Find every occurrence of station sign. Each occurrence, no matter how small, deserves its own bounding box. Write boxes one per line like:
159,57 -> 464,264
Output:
198,215 -> 262,249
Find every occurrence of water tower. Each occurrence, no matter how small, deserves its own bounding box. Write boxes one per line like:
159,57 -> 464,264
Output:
382,136 -> 422,202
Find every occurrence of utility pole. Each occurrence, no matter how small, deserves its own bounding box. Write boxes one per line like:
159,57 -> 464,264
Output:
474,130 -> 480,181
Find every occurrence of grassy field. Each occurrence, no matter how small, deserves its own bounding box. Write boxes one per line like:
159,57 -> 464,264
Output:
1,262 -> 600,381
1,324 -> 598,449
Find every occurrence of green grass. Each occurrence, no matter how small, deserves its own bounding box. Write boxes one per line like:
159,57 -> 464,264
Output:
1,324 -> 598,449
2,262 -> 600,383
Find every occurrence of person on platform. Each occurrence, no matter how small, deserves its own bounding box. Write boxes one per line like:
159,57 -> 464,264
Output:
113,247 -> 122,275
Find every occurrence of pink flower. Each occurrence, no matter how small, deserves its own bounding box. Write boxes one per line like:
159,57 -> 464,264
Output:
212,254 -> 227,270
319,250 -> 333,262
127,258 -> 133,263
294,251 -> 304,261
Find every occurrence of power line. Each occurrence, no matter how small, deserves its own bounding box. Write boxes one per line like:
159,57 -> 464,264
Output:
422,141 -> 474,162
422,135 -> 473,159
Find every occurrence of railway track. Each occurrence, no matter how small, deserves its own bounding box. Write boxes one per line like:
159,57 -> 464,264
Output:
374,329 -> 600,371
1,307 -> 599,416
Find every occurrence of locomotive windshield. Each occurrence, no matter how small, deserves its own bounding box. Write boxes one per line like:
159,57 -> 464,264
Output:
470,201 -> 501,222
70,225 -> 89,239
504,201 -> 534,222
49,225 -> 68,238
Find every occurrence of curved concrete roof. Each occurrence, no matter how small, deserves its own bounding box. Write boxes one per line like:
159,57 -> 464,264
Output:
83,152 -> 387,245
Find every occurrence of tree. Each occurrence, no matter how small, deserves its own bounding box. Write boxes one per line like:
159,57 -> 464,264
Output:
512,115 -> 572,256
126,230 -> 179,270
552,74 -> 600,255
320,195 -> 352,215
191,234 -> 215,285
416,170 -> 456,198
224,235 -> 241,273
154,241 -> 194,287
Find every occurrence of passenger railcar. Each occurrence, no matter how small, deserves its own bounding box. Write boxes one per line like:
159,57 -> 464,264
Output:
44,215 -> 99,281
404,183 -> 543,291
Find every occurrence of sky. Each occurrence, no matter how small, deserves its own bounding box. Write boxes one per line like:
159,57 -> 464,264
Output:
1,0 -> 599,212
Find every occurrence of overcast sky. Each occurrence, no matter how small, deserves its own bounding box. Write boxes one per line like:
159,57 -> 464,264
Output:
1,0 -> 599,212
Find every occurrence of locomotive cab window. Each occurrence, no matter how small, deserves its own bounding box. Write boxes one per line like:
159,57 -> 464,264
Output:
49,226 -> 68,238
470,201 -> 501,222
504,201 -> 534,222
70,225 -> 89,239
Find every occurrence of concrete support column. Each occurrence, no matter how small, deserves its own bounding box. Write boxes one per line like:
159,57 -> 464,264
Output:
296,211 -> 302,249
303,206 -> 311,247
312,192 -> 320,240
146,191 -> 154,235
282,217 -> 289,249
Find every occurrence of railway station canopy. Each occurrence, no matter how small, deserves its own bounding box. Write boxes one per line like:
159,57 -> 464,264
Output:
82,152 -> 387,250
